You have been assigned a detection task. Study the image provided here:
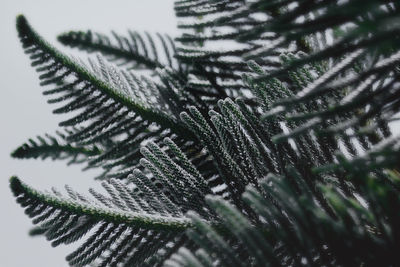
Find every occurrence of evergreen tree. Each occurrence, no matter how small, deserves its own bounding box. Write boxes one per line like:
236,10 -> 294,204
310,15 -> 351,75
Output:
9,0 -> 400,266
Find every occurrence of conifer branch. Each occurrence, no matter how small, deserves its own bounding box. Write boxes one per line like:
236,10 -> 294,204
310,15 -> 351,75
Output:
17,15 -> 193,140
10,176 -> 191,231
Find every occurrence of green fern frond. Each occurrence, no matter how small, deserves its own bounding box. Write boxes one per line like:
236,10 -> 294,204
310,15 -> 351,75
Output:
11,132 -> 101,165
58,30 -> 184,72
10,176 -> 192,265
10,176 -> 190,230
17,15 -> 191,139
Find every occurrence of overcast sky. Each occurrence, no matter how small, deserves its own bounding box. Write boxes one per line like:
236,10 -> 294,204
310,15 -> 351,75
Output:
0,1 -> 176,266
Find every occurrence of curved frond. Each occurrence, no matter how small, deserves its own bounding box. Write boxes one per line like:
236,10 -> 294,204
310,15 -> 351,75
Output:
11,131 -> 101,165
58,30 -> 185,72
17,15 -> 189,138
10,176 -> 192,266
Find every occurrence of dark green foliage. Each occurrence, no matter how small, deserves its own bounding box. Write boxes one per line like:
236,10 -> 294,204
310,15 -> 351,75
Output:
9,0 -> 400,266
58,30 -> 183,72
11,131 -> 101,164
167,170 -> 400,266
10,176 -> 191,266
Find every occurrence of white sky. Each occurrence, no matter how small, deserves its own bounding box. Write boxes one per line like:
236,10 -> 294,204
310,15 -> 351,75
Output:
0,1 -> 176,266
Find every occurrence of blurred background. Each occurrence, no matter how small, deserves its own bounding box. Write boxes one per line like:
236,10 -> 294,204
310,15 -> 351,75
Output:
0,1 -> 176,266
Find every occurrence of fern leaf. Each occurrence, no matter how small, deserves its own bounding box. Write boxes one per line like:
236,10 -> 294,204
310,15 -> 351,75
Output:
10,176 -> 192,266
58,30 -> 183,72
11,132 -> 101,165
17,15 -> 191,141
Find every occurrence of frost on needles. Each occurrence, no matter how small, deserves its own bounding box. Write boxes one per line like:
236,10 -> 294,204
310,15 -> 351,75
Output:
9,1 -> 400,266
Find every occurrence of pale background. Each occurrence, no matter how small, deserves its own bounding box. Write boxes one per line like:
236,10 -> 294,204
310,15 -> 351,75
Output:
0,1 -> 176,266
